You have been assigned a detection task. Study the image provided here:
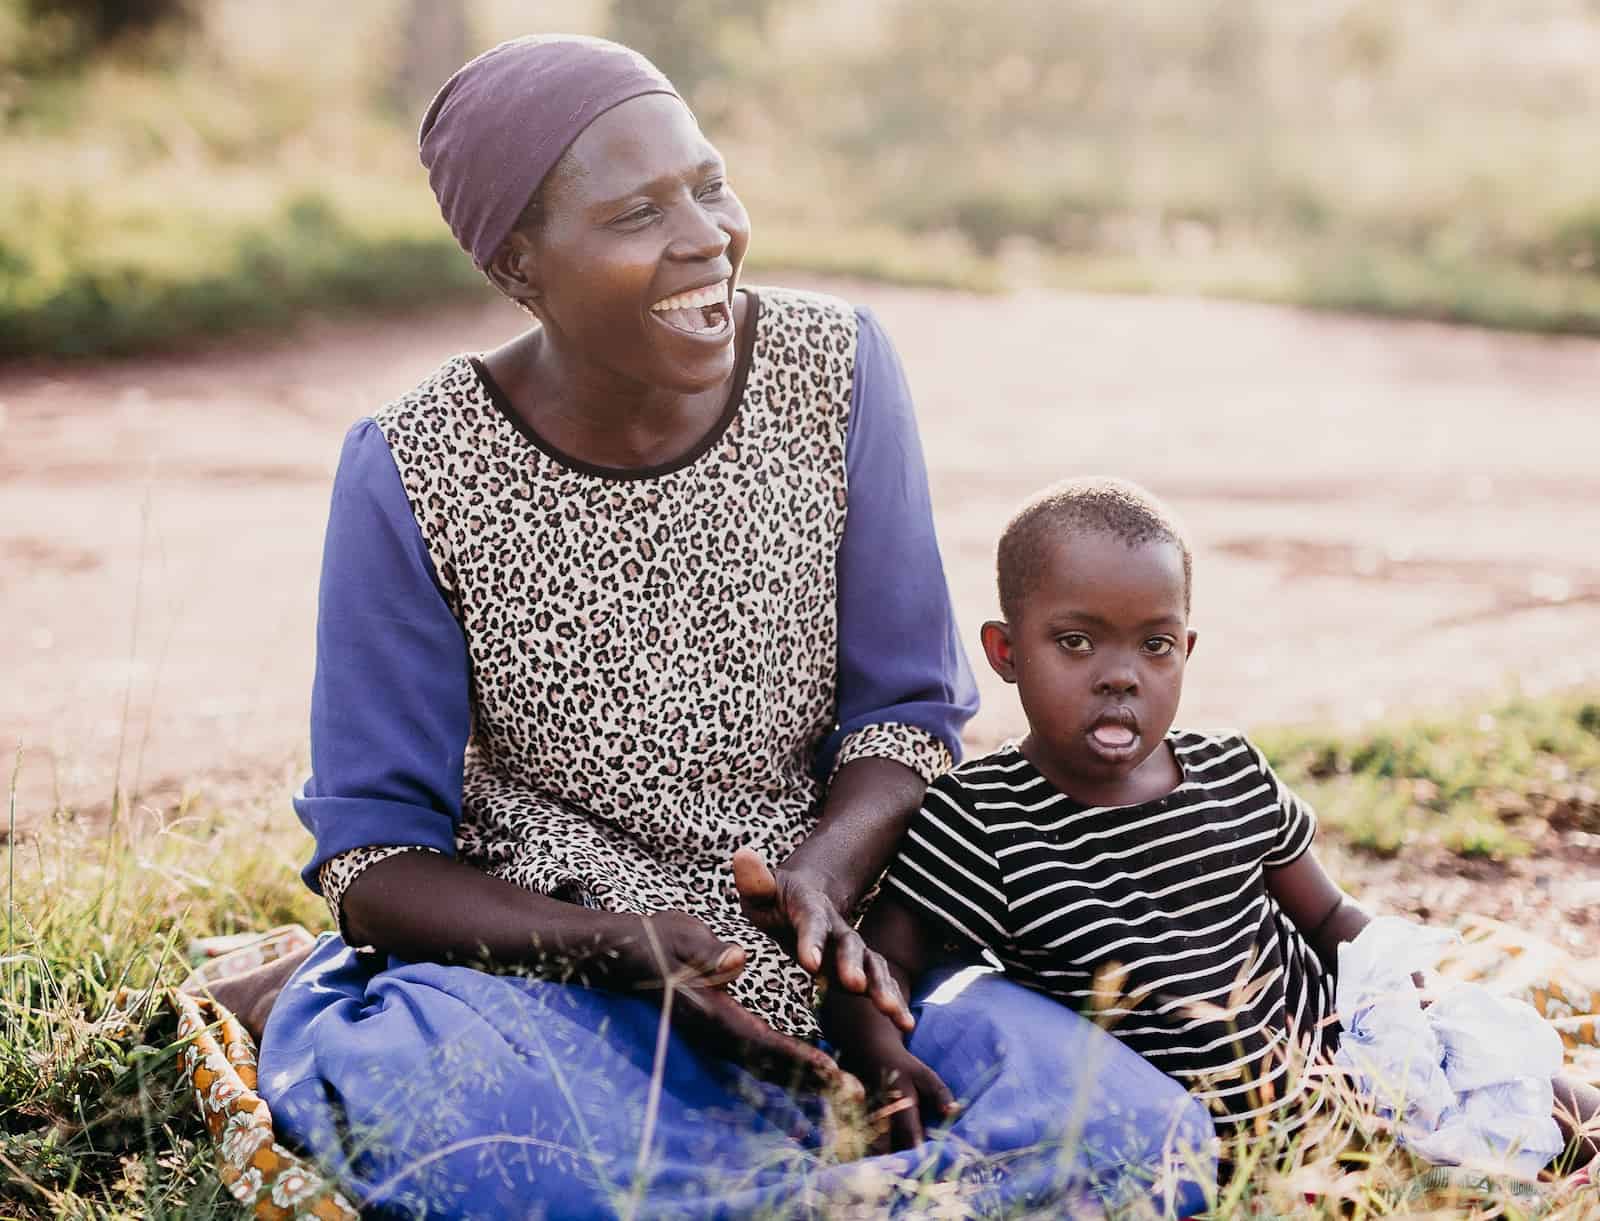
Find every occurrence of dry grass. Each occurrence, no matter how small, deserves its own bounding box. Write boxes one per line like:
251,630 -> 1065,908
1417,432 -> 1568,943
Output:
3,692 -> 1598,1215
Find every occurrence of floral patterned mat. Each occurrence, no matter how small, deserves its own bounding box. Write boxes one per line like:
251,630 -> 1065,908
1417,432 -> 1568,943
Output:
167,989 -> 356,1220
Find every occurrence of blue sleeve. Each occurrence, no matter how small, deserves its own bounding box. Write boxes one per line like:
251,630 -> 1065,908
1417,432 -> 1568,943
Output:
815,307 -> 979,780
294,419 -> 470,891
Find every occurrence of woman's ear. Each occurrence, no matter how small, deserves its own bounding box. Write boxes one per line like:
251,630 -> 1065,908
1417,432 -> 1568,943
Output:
980,620 -> 1017,683
484,231 -> 541,309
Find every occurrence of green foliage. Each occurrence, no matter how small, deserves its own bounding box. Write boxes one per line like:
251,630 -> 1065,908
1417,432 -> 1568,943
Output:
1259,691 -> 1600,861
26,0 -> 191,46
608,0 -> 783,110
5,0 -> 193,74
726,0 -> 1600,335
0,189 -> 490,360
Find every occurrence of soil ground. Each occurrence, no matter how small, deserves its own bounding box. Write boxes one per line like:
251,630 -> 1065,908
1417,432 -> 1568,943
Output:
4,280 -> 1599,946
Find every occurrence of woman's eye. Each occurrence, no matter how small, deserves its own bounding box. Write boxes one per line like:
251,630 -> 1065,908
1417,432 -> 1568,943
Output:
697,179 -> 726,201
1058,633 -> 1092,653
1143,637 -> 1176,656
613,206 -> 657,227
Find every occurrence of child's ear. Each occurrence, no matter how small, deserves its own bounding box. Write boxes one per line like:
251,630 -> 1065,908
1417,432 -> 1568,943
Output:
1185,629 -> 1198,658
980,620 -> 1017,683
484,231 -> 541,309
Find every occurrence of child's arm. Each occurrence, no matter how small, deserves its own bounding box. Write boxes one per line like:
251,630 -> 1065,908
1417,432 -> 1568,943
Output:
820,893 -> 961,1150
1265,850 -> 1370,972
1252,738 -> 1369,972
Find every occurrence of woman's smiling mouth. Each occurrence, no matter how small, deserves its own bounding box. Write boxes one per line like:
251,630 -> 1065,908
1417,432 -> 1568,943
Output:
649,279 -> 732,337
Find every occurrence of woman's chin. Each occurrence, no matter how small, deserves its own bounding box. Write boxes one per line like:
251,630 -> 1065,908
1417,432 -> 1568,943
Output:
649,344 -> 737,396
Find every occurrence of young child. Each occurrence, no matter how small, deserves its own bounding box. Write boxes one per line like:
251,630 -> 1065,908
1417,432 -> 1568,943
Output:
823,477 -> 1600,1165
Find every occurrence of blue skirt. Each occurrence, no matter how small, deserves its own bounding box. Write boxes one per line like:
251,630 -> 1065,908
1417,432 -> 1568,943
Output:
259,937 -> 1214,1218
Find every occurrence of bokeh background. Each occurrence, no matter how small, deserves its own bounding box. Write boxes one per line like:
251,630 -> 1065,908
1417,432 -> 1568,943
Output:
8,0 -> 1600,358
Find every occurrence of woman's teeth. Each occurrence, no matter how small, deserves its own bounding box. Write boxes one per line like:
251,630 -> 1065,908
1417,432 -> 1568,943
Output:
651,281 -> 729,312
649,281 -> 731,336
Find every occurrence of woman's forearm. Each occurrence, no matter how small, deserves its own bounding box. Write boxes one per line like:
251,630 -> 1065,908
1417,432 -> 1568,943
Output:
342,850 -> 637,974
781,757 -> 928,915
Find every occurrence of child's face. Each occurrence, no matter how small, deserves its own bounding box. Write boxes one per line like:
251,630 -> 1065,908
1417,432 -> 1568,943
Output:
983,531 -> 1196,802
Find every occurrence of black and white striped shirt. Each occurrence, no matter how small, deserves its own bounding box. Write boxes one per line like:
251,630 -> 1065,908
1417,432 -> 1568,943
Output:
885,730 -> 1334,1130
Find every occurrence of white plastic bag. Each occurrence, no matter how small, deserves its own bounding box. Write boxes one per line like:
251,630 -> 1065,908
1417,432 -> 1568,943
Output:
1403,1078 -> 1563,1179
1427,983 -> 1564,1093
1335,993 -> 1456,1129
1334,916 -> 1459,1127
1332,917 -> 1564,1178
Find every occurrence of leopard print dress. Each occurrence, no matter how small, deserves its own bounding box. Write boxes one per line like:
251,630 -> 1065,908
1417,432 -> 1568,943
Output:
318,288 -> 950,1038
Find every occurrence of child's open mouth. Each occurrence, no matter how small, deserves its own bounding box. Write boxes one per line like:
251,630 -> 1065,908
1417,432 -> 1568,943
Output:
1086,714 -> 1141,762
649,280 -> 732,337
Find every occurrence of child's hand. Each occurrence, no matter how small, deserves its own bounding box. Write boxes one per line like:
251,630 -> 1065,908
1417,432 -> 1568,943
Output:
731,847 -> 914,1032
862,1046 -> 961,1152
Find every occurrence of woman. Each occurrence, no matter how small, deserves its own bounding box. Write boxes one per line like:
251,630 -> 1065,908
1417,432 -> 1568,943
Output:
257,35 -> 1215,1218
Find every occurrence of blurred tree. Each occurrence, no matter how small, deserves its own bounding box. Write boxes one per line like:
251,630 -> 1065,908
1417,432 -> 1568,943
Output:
608,0 -> 783,104
16,0 -> 191,67
384,0 -> 469,118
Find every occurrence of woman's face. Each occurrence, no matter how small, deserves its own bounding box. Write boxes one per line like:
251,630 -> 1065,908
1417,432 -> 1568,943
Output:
521,93 -> 751,396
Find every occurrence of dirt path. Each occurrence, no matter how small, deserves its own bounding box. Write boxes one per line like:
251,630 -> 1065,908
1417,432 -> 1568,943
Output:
5,281 -> 1599,940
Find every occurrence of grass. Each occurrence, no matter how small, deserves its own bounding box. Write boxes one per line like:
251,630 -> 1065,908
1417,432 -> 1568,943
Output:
0,795 -> 327,1216
1259,689 -> 1600,861
2,690 -> 1598,1216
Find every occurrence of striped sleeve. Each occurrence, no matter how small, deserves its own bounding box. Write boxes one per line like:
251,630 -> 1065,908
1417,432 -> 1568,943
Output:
883,774 -> 1010,953
1247,738 -> 1320,867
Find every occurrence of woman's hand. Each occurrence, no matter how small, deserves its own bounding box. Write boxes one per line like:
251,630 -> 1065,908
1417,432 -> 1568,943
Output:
607,910 -> 864,1103
342,857 -> 858,1098
732,848 -> 914,1032
603,909 -> 749,991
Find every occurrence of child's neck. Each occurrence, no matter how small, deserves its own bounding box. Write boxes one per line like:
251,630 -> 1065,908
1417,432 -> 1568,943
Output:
1019,734 -> 1185,809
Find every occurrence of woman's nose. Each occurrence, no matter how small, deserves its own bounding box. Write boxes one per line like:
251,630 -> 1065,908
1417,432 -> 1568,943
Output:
670,201 -> 730,261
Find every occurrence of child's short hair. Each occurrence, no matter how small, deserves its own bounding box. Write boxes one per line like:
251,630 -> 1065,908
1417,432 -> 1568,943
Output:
996,477 -> 1192,620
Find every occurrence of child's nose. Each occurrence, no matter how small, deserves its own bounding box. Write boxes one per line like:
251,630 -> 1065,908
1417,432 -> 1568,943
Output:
1093,666 -> 1139,696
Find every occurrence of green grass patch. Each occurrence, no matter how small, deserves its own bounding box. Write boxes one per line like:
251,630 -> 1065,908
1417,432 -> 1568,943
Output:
0,794 -> 327,1216
1258,689 -> 1600,860
748,224 -> 1004,295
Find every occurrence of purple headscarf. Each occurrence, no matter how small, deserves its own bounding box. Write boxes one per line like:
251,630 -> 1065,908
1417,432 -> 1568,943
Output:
419,35 -> 681,269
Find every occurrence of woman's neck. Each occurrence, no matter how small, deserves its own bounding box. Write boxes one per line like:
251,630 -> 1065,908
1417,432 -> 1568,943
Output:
483,293 -> 749,472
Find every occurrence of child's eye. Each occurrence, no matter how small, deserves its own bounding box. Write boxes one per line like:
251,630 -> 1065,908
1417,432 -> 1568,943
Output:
1143,637 -> 1176,656
697,179 -> 726,201
1057,633 -> 1092,653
